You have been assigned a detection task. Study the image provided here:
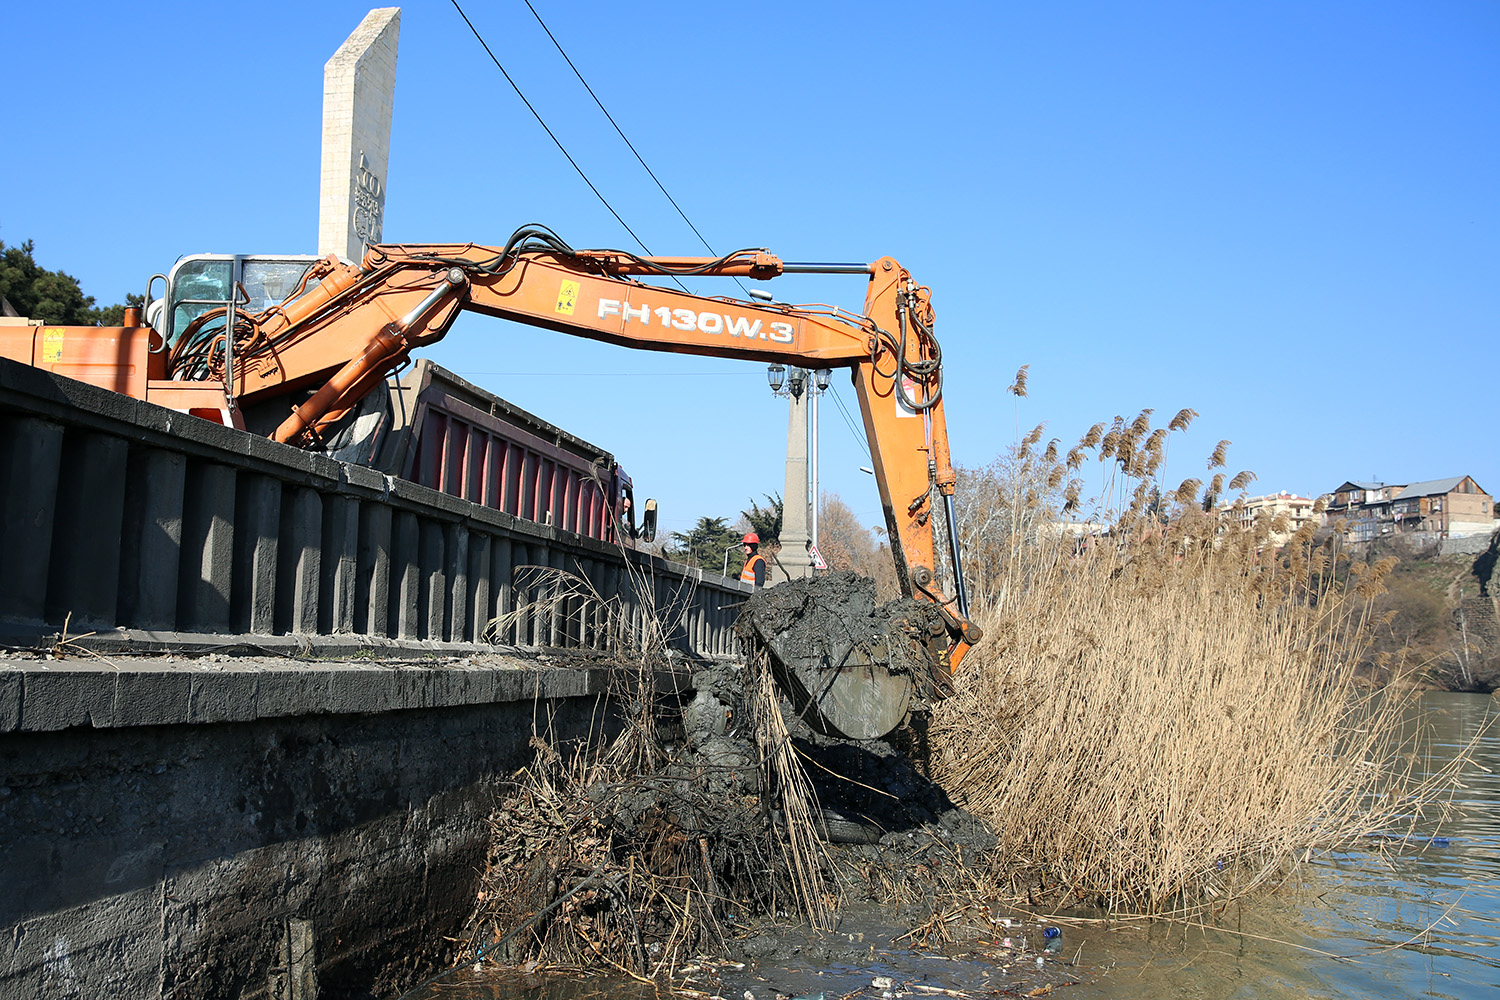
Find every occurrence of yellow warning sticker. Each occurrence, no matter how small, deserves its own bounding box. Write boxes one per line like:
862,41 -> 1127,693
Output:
555,280 -> 579,316
41,328 -> 64,363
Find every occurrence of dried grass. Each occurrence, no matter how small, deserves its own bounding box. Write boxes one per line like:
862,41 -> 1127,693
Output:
745,649 -> 837,929
929,406 -> 1460,917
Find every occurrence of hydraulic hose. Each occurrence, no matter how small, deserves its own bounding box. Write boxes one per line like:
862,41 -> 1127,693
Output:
892,291 -> 943,413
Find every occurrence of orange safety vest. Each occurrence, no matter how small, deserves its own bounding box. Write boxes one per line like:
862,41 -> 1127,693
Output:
740,553 -> 766,586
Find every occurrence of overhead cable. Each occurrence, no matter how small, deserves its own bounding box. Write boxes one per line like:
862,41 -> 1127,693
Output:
519,0 -> 750,298
828,383 -> 872,458
448,0 -> 689,292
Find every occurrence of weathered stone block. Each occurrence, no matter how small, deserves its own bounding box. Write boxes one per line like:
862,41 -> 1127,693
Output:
255,665 -> 333,718
0,671 -> 19,731
187,668 -> 260,724
233,473 -> 281,634
0,886 -> 163,999
0,416 -> 62,623
357,502 -> 393,637
46,431 -> 129,628
177,462 -> 237,632
277,486 -> 322,634
118,448 -> 186,630
114,668 -> 191,728
19,666 -> 117,731
321,494 -> 359,634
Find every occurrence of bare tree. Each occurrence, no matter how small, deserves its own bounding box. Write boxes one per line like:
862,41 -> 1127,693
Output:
816,492 -> 900,600
941,439 -> 1068,603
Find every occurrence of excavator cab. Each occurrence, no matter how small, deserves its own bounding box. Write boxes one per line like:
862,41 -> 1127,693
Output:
148,253 -> 329,354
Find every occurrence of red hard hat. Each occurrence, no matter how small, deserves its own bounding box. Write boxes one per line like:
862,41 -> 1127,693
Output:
743,533 -> 759,545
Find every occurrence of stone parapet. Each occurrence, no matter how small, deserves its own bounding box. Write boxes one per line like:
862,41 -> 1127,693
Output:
0,356 -> 748,658
0,653 -> 656,998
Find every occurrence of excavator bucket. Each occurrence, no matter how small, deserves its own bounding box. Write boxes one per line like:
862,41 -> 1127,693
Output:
738,572 -> 948,741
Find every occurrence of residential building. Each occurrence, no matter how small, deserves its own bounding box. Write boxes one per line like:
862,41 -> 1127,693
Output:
1321,476 -> 1495,540
1217,491 -> 1317,546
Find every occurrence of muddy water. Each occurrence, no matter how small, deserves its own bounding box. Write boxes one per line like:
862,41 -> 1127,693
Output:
406,692 -> 1498,1000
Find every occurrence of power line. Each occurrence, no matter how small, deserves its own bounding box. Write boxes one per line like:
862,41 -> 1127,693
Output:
518,0 -> 749,298
448,0 -> 688,292
828,382 -> 872,458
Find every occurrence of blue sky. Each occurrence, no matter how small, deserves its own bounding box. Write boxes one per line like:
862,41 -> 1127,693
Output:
4,1 -> 1496,538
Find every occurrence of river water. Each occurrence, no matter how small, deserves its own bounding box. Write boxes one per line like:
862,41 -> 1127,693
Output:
407,691 -> 1498,1000
1061,690 -> 1500,1000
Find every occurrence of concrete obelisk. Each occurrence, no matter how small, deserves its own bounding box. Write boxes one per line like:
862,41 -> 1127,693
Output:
319,8 -> 401,262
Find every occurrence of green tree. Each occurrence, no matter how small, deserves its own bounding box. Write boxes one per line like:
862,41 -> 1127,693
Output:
0,239 -> 139,325
741,493 -> 782,545
666,515 -> 744,575
90,293 -> 146,327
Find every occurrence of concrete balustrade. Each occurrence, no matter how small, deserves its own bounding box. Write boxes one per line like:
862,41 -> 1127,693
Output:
0,357 -> 749,656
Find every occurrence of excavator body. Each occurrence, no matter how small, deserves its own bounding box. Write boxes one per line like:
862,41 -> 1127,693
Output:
0,228 -> 980,738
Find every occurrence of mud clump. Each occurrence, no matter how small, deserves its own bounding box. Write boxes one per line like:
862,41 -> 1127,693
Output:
737,572 -> 952,741
677,642 -> 997,917
737,571 -> 949,684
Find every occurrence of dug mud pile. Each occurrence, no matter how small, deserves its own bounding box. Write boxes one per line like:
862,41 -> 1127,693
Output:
462,573 -> 999,987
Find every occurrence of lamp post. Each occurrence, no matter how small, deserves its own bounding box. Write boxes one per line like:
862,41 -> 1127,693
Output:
767,365 -> 832,576
810,367 -> 831,557
767,364 -> 813,579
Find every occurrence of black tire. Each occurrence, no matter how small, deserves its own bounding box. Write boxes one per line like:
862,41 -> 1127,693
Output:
818,809 -> 885,845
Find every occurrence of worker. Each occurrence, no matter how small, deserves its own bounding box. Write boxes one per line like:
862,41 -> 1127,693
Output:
739,532 -> 767,588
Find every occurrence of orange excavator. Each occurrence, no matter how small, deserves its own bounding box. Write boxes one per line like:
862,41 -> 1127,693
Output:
0,225 -> 980,737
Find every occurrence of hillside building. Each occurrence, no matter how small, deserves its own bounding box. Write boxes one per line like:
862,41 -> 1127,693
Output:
1321,476 -> 1495,540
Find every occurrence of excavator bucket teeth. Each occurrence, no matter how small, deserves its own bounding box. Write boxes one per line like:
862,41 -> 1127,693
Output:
737,572 -> 946,741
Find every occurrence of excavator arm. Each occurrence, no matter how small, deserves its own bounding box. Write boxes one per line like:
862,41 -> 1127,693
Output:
194,229 -> 979,687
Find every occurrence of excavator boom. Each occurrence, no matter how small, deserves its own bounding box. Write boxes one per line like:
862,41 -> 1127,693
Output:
238,240 -> 968,612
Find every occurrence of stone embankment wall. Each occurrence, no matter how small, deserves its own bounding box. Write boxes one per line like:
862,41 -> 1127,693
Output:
1440,531 -> 1497,557
0,357 -> 742,998
0,656 -> 656,998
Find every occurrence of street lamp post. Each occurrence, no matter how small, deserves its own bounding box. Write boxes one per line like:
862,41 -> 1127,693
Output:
767,365 -> 832,578
768,364 -> 813,579
810,368 -> 831,556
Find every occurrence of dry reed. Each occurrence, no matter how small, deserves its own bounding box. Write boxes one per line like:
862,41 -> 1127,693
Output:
931,404 -> 1455,917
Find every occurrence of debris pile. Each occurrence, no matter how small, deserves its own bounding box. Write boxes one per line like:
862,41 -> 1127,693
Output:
737,573 -> 949,688
463,573 -> 997,980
